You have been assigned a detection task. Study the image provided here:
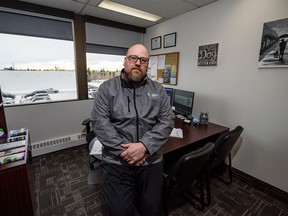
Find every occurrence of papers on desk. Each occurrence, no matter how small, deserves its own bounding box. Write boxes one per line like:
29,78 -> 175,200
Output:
170,128 -> 183,138
90,139 -> 103,155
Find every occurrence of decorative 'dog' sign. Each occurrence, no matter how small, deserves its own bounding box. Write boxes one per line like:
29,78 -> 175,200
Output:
198,43 -> 219,66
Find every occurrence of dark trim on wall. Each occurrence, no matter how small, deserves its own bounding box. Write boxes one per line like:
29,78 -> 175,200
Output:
0,0 -> 74,19
232,167 -> 288,205
85,15 -> 146,33
74,14 -> 88,100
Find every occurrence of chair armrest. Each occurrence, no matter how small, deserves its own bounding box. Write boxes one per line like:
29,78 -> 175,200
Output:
82,118 -> 91,126
82,118 -> 91,132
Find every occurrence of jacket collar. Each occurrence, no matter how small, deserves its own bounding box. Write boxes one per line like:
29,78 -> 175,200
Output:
120,69 -> 148,89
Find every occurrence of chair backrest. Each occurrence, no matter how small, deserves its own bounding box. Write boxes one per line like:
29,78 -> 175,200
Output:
210,126 -> 244,166
170,142 -> 215,190
82,118 -> 96,143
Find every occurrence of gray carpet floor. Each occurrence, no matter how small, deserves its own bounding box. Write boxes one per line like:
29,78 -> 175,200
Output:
32,144 -> 288,216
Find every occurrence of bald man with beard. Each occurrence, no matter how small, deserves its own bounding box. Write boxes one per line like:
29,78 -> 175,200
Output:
90,44 -> 174,215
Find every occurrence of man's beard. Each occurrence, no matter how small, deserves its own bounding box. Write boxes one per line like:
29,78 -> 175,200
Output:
126,68 -> 146,83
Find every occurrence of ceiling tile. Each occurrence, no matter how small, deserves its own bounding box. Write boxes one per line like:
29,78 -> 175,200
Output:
18,0 -> 218,27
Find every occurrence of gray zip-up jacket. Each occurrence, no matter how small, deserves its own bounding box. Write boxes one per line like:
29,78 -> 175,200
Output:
90,70 -> 174,165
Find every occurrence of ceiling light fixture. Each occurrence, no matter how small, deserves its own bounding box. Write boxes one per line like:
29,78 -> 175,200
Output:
98,0 -> 162,22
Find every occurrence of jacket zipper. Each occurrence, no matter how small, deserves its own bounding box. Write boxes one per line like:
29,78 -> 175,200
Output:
127,96 -> 131,112
133,89 -> 140,141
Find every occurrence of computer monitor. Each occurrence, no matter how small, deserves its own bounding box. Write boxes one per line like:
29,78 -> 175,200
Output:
173,89 -> 195,117
164,87 -> 174,106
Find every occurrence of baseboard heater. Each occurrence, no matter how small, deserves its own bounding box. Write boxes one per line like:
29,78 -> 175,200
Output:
31,133 -> 87,157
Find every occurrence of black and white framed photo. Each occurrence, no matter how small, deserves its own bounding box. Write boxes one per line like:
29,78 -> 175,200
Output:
151,36 -> 161,50
164,32 -> 177,48
258,17 -> 288,68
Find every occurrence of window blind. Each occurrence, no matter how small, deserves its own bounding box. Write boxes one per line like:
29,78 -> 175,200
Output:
85,22 -> 143,49
0,11 -> 73,41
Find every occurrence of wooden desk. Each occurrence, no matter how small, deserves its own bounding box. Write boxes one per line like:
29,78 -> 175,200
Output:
163,119 -> 228,206
163,118 -> 229,154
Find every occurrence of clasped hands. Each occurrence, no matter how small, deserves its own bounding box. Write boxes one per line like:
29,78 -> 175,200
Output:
120,142 -> 147,166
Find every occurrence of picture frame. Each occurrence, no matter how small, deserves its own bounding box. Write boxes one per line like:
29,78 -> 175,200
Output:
197,43 -> 219,66
258,17 -> 288,68
151,36 -> 161,50
164,32 -> 177,48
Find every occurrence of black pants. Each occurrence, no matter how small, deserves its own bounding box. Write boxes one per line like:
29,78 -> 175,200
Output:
102,161 -> 164,216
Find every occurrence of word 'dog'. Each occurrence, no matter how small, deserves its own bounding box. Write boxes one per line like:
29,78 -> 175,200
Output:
197,43 -> 218,66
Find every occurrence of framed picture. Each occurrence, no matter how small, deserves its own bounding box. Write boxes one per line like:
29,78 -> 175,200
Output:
164,32 -> 177,48
151,36 -> 161,50
258,17 -> 288,68
197,43 -> 219,66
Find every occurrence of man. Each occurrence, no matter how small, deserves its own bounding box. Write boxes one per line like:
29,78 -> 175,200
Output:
90,44 -> 174,215
279,39 -> 287,60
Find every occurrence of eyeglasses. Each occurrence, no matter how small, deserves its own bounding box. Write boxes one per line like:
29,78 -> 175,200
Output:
126,55 -> 149,65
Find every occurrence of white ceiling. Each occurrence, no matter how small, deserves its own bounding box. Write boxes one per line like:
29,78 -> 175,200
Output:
19,0 -> 218,28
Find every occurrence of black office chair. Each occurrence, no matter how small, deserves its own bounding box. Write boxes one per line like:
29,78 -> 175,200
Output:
82,118 -> 95,143
82,118 -> 101,169
163,142 -> 215,213
209,125 -> 244,185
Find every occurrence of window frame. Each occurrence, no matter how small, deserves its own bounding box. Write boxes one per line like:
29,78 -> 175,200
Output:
0,1 -> 146,106
0,10 -> 76,106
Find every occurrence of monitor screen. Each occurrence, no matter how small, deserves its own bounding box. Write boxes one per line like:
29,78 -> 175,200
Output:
164,87 -> 174,106
173,89 -> 195,117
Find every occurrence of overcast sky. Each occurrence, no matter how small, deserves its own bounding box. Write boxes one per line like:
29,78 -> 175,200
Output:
0,33 -> 124,71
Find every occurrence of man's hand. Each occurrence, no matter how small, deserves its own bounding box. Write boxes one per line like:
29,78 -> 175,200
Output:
120,142 -> 147,166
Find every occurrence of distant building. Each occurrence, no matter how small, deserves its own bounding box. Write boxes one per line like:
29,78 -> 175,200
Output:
88,68 -> 121,81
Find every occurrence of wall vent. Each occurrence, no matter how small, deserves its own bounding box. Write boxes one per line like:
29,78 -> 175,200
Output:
31,133 -> 87,156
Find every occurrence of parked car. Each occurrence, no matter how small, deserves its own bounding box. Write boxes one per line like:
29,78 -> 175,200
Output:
2,97 -> 15,105
31,97 -> 51,103
88,85 -> 98,97
2,91 -> 15,99
45,88 -> 59,94
22,90 -> 48,100
31,93 -> 49,99
88,88 -> 98,95
20,92 -> 50,103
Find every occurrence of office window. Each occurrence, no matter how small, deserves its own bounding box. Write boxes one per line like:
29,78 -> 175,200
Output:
0,11 -> 75,106
86,52 -> 124,98
85,22 -> 142,98
0,33 -> 76,105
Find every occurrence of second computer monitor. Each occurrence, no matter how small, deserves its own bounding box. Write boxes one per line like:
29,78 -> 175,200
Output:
164,87 -> 174,106
173,89 -> 195,117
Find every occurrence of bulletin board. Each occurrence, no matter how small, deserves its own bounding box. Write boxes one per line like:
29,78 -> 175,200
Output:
147,52 -> 179,86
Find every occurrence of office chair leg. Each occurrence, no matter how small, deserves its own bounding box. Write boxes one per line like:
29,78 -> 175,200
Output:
199,173 -> 205,210
181,175 -> 205,211
227,154 -> 233,184
206,162 -> 211,206
214,154 -> 233,185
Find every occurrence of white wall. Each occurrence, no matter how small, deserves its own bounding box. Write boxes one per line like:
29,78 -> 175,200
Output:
144,0 -> 288,192
5,100 -> 93,144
